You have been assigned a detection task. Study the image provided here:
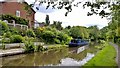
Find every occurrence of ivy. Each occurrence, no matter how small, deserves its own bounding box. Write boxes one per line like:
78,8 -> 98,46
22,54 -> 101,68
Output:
1,14 -> 29,25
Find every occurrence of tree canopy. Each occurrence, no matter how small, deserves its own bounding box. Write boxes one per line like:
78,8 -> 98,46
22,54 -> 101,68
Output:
30,0 -> 120,17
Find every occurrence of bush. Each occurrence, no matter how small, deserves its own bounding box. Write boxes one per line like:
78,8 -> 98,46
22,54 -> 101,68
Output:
34,26 -> 72,44
34,45 -> 44,52
0,20 -> 9,35
4,31 -> 11,38
98,40 -> 105,44
10,35 -> 23,43
54,38 -> 60,44
34,27 -> 43,38
26,29 -> 36,37
57,32 -> 71,44
19,29 -> 26,36
41,30 -> 56,44
24,39 -> 35,52
23,37 -> 44,52
9,28 -> 19,35
1,32 -> 11,43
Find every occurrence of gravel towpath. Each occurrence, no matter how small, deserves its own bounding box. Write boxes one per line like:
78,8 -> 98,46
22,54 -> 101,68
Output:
109,42 -> 120,68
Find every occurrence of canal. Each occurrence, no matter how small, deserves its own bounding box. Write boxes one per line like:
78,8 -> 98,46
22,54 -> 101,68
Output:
1,43 -> 100,66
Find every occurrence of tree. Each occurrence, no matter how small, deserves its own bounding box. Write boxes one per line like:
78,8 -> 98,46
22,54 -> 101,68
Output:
99,26 -> 109,40
88,25 -> 100,41
105,4 -> 120,42
50,21 -> 63,30
69,26 -> 81,38
65,25 -> 71,29
69,26 -> 89,39
45,15 -> 50,25
30,0 -> 119,17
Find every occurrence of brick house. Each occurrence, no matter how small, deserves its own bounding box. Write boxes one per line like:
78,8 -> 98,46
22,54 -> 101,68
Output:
0,1 -> 35,28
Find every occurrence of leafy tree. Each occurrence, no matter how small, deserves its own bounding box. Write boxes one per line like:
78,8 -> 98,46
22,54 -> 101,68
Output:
105,4 -> 120,42
88,25 -> 100,41
69,26 -> 89,39
65,25 -> 71,29
30,0 -> 118,17
69,26 -> 81,38
57,32 -> 71,44
62,28 -> 70,35
50,21 -> 63,30
99,26 -> 108,40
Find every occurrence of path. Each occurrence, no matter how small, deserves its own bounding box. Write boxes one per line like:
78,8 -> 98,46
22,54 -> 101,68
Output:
109,42 -> 120,68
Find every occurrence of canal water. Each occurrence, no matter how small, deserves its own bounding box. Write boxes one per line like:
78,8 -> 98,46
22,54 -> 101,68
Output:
1,43 -> 99,66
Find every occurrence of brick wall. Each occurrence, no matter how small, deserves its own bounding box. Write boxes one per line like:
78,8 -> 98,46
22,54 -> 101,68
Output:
1,2 -> 35,28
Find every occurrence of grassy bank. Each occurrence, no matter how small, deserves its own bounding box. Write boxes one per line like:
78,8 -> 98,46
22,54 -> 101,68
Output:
83,42 -> 117,67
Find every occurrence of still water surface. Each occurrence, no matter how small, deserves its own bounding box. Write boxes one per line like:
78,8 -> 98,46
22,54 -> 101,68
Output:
2,44 -> 99,66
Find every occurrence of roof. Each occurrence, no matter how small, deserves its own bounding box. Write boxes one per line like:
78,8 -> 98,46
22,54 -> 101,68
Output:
23,2 -> 36,13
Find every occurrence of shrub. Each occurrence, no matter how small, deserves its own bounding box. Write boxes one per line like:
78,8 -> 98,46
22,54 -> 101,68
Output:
23,37 -> 44,52
34,26 -> 71,44
9,28 -> 19,35
4,31 -> 11,38
34,45 -> 44,52
0,20 -> 9,30
2,33 -> 6,49
0,20 -> 9,35
10,35 -> 23,43
20,30 -> 26,36
34,27 -> 42,38
24,39 -> 35,53
57,32 -> 71,44
54,38 -> 60,44
98,40 -> 105,44
41,30 -> 56,44
26,29 -> 36,37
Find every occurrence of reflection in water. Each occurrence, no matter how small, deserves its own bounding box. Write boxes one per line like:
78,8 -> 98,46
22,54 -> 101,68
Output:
2,45 -> 97,66
58,53 -> 94,66
3,49 -> 68,66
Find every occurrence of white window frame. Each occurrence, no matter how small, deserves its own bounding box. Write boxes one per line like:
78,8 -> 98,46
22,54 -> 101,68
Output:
16,10 -> 20,17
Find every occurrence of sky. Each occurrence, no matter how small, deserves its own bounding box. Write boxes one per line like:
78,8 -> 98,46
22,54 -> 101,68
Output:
1,0 -> 110,29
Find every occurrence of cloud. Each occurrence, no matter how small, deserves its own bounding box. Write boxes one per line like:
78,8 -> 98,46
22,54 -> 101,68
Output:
35,6 -> 108,29
32,0 -> 109,29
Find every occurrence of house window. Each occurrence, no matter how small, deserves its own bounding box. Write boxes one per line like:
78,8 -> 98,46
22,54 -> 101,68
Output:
16,10 -> 20,17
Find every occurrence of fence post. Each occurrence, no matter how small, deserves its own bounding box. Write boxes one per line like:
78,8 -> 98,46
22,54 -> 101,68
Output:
27,26 -> 28,30
12,20 -> 15,27
21,25 -> 22,29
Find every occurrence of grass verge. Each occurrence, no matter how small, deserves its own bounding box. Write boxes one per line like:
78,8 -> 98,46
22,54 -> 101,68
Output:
83,42 -> 117,67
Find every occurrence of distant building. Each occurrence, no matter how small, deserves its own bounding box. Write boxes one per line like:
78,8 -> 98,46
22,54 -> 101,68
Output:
34,20 -> 46,28
0,0 -> 35,28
